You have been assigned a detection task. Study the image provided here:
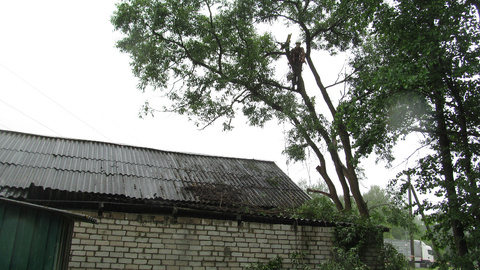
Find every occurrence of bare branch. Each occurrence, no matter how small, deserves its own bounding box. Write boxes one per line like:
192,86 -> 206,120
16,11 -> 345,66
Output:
307,188 -> 332,198
206,1 -> 224,73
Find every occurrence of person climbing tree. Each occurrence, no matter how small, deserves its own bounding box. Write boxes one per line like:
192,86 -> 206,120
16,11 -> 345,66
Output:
290,41 -> 306,90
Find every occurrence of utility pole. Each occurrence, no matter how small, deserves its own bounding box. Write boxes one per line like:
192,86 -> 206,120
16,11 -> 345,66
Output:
408,174 -> 415,268
401,175 -> 443,266
409,179 -> 442,262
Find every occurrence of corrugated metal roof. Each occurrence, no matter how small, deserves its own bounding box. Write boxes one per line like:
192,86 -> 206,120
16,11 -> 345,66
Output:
0,130 -> 310,212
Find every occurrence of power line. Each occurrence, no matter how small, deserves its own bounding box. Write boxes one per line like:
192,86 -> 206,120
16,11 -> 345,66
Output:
0,122 -> 11,130
0,62 -> 113,142
0,98 -> 62,136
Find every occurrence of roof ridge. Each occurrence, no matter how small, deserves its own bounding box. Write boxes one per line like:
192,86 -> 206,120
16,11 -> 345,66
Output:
0,129 -> 275,164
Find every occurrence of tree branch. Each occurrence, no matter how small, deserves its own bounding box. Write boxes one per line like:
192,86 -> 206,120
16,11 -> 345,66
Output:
306,188 -> 332,198
206,2 -> 224,73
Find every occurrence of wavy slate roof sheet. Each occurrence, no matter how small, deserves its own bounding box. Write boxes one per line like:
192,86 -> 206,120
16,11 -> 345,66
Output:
0,130 -> 310,212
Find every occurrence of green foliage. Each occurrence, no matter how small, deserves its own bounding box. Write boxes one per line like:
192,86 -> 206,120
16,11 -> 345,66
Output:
289,252 -> 311,270
363,185 -> 408,226
382,243 -> 409,270
362,185 -> 429,242
113,0 -> 280,130
294,195 -> 340,221
334,219 -> 380,254
318,240 -> 409,270
112,0 -> 385,217
318,247 -> 369,270
246,257 -> 283,270
295,185 -> 412,269
297,184 -> 418,242
245,254 -> 311,270
346,0 -> 480,268
318,219 -> 409,270
112,0 -> 479,266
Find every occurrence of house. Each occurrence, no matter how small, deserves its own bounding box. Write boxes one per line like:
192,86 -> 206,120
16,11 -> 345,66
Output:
0,129 -> 384,269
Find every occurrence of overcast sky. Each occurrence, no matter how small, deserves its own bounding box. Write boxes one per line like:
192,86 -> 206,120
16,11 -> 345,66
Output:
0,0 -> 421,191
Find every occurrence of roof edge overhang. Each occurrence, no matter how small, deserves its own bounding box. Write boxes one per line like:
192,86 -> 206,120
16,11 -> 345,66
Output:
0,189 -> 389,232
18,197 -> 353,228
0,196 -> 98,224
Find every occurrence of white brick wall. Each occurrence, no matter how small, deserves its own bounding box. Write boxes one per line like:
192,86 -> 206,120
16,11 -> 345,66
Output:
68,211 -> 337,269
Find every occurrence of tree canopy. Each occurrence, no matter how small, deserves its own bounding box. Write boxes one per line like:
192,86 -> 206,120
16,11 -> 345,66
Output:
346,0 -> 480,268
112,0 -> 382,218
112,0 -> 480,266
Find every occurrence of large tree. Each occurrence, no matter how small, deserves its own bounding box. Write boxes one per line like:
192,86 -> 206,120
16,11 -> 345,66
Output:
112,0 -> 381,217
345,0 -> 480,267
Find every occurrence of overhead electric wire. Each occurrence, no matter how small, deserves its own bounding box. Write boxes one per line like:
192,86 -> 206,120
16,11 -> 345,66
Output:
0,98 -> 62,136
0,122 -> 11,130
0,62 -> 113,142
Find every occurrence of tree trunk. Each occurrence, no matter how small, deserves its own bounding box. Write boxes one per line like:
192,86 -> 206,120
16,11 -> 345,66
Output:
434,93 -> 470,260
448,79 -> 480,230
304,54 -> 367,217
296,77 -> 353,212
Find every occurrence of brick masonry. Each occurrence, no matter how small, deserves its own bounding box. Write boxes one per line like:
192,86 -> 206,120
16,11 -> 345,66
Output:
68,211 -> 385,270
68,211 -> 335,270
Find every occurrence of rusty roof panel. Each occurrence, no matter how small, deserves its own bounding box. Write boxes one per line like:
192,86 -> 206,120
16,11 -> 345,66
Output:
0,130 -> 310,210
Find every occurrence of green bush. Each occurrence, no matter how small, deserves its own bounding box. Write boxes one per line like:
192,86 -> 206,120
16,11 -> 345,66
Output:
382,243 -> 409,270
319,220 -> 409,270
246,257 -> 283,270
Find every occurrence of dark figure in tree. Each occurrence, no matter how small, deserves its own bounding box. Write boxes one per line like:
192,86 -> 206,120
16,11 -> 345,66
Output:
290,41 -> 306,90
